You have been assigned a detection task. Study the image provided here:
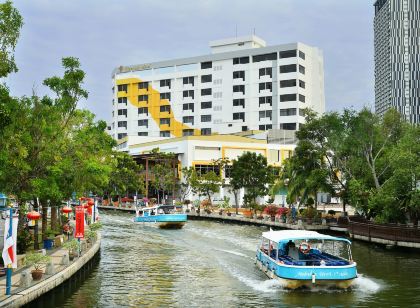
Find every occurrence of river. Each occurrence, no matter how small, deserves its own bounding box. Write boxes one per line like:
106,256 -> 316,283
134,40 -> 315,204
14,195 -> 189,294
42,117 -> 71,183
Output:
29,211 -> 420,307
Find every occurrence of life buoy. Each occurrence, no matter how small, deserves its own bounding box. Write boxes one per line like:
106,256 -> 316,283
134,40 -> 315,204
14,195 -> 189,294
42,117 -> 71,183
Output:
299,242 -> 311,254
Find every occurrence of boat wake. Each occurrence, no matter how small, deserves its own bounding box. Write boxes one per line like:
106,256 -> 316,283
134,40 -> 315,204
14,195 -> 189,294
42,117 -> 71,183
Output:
352,274 -> 382,293
214,248 -> 254,260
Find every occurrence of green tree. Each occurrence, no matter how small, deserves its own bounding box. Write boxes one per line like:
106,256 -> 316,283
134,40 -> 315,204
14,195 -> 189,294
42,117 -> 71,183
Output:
0,0 -> 23,78
108,151 -> 144,199
230,152 -> 273,212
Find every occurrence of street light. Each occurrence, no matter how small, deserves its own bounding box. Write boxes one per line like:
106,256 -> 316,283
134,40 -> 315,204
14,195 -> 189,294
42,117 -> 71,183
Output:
0,193 -> 7,211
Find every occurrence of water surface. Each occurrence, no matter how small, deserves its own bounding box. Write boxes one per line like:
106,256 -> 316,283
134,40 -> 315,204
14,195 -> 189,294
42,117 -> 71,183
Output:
29,211 -> 420,307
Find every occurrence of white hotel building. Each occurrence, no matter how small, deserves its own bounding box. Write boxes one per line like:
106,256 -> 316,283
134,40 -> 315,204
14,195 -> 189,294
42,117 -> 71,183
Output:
110,35 -> 325,140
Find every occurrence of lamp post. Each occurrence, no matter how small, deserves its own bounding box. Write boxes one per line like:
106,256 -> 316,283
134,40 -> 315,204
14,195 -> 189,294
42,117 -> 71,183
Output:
62,206 -> 72,240
27,210 -> 41,250
0,193 -> 7,211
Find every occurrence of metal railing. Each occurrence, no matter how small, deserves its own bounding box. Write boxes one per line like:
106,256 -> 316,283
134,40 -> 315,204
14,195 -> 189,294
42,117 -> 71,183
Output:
348,221 -> 420,243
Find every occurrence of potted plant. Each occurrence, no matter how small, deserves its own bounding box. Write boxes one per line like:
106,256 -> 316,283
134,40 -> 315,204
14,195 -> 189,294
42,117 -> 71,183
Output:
303,206 -> 317,224
63,239 -> 80,260
264,205 -> 278,221
43,228 -> 55,250
277,207 -> 289,223
89,221 -> 103,232
25,252 -> 51,280
85,229 -> 97,244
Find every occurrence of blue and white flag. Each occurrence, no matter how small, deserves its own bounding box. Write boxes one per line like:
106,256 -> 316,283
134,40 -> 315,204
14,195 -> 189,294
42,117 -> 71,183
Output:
2,214 -> 18,268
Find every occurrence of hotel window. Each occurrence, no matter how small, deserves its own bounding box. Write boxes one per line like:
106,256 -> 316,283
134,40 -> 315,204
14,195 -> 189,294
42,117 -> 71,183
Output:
259,82 -> 272,92
117,133 -> 127,139
160,131 -> 170,137
160,105 -> 171,113
280,79 -> 296,88
160,79 -> 171,89
201,128 -> 211,135
138,132 -> 148,136
201,115 -> 211,122
195,164 -> 220,176
201,61 -> 212,69
280,94 -> 297,102
259,67 -> 272,78
224,165 -> 232,178
183,90 -> 194,99
299,65 -> 305,75
183,116 -> 194,125
280,108 -> 297,116
233,85 -> 245,94
201,101 -> 212,109
299,80 -> 306,88
279,49 -> 297,59
118,97 -> 127,104
233,71 -> 245,80
233,56 -> 249,64
299,94 -> 306,103
183,103 -> 194,112
233,112 -> 245,121
252,52 -> 277,62
117,109 -> 127,116
160,118 -> 170,126
138,107 -> 148,115
183,129 -> 194,136
160,79 -> 171,88
259,96 -> 272,107
117,121 -> 127,128
138,119 -> 148,127
138,82 -> 149,89
201,74 -> 212,83
201,88 -> 212,96
117,84 -> 128,92
233,98 -> 245,108
280,64 -> 297,73
299,51 -> 305,60
138,95 -> 148,102
259,110 -> 272,120
259,124 -> 272,130
280,123 -> 297,130
183,76 -> 194,86
160,92 -> 171,100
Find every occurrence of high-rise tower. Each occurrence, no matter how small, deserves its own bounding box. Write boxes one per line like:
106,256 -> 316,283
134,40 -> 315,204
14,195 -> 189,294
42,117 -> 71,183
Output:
374,0 -> 420,123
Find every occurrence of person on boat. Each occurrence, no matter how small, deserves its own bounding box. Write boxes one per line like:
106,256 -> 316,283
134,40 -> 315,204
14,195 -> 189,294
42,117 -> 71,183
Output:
158,208 -> 164,214
285,240 -> 295,255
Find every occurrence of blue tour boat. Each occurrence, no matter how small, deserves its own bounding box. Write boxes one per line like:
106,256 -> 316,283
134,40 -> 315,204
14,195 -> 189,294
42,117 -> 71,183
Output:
255,230 -> 357,289
133,205 -> 187,229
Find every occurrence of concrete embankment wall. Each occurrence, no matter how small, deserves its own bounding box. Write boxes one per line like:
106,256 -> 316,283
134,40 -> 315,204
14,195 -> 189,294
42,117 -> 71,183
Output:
0,234 -> 101,308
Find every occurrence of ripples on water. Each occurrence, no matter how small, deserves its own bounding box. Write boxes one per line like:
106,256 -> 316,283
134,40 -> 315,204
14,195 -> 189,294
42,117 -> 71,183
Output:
29,211 -> 420,308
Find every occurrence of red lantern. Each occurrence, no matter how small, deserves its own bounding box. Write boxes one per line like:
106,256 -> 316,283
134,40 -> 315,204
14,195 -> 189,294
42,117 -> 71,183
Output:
62,206 -> 72,214
27,211 -> 41,221
83,203 -> 91,209
87,200 -> 94,206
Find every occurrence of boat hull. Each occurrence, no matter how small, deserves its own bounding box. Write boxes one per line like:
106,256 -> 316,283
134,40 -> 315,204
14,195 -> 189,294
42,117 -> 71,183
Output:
134,214 -> 187,229
256,256 -> 357,289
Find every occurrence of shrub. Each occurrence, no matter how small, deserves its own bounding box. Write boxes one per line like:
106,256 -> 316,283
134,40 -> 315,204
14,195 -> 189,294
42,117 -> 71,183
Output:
89,222 -> 103,231
263,205 -> 278,217
277,207 -> 289,216
25,252 -> 51,271
63,239 -> 79,253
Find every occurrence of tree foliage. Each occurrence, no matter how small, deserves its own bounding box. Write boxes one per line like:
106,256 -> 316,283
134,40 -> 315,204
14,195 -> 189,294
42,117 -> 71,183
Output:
230,152 -> 273,209
283,107 -> 419,224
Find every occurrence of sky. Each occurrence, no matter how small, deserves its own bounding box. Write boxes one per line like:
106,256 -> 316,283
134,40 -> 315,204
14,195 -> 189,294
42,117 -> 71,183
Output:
7,0 -> 375,123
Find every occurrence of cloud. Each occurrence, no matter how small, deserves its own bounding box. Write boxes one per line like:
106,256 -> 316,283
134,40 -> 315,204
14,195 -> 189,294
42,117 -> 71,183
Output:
7,0 -> 374,122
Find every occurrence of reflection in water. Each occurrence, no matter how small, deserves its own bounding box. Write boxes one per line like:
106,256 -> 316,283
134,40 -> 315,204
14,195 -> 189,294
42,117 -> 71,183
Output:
30,212 -> 420,307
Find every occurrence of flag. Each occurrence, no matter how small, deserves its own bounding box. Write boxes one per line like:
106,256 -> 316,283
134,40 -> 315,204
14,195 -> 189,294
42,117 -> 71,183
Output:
2,214 -> 18,268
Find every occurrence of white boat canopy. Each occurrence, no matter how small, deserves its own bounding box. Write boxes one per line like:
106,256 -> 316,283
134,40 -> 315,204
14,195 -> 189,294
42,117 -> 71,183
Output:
262,230 -> 351,244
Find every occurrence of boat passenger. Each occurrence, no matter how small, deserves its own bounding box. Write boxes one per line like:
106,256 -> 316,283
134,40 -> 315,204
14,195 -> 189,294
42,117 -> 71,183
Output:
158,208 -> 164,214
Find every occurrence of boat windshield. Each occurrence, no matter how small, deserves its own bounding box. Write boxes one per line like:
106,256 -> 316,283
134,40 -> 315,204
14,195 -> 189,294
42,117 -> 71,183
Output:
260,237 -> 353,266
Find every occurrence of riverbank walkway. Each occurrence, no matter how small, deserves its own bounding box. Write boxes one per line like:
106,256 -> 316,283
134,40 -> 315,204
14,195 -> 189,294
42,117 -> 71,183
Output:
0,234 -> 100,307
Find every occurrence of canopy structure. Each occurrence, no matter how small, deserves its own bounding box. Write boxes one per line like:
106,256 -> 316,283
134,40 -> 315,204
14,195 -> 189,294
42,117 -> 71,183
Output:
262,230 -> 351,244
